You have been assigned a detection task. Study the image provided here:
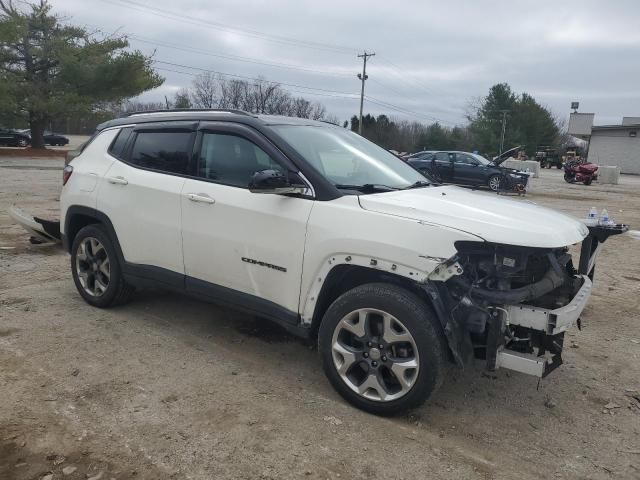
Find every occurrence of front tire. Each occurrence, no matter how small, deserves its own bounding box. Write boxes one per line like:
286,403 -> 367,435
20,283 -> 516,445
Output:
71,224 -> 134,308
318,283 -> 446,415
564,173 -> 575,183
488,174 -> 502,191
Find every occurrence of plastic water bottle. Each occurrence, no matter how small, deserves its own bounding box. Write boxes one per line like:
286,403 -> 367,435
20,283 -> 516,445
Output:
599,208 -> 611,226
585,206 -> 598,226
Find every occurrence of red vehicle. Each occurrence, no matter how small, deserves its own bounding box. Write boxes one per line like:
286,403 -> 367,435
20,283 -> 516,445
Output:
563,159 -> 598,185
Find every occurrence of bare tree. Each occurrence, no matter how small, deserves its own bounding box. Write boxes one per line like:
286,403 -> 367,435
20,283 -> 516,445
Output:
218,79 -> 248,110
190,72 -> 217,108
310,102 -> 326,120
248,77 -> 279,114
290,97 -> 312,118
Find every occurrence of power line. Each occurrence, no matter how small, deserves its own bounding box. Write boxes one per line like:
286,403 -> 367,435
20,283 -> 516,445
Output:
153,60 -> 358,96
129,35 -> 352,78
99,0 -> 360,55
154,60 -> 455,125
364,96 -> 456,126
155,65 -> 456,125
120,30 -> 463,120
88,3 -> 466,123
154,66 -> 359,101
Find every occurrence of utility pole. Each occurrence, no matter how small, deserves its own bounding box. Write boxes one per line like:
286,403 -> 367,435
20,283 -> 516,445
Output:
357,51 -> 375,135
499,109 -> 509,155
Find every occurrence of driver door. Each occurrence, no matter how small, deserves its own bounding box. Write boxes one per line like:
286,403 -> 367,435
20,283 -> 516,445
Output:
453,153 -> 481,185
433,152 -> 454,182
180,123 -> 314,315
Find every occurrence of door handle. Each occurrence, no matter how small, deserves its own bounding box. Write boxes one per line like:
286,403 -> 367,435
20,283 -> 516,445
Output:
107,176 -> 128,185
186,193 -> 215,204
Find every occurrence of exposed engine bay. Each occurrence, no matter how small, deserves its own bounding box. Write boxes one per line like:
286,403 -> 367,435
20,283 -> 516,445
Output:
446,242 -> 582,376
427,223 -> 627,378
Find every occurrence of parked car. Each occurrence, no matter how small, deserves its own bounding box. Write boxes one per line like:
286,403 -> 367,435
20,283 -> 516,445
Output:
60,110 -> 605,415
407,150 -> 528,192
0,128 -> 31,147
19,129 -> 69,146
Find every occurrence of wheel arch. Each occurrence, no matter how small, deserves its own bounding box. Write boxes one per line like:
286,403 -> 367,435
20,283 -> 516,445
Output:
64,206 -> 125,265
307,263 -> 457,363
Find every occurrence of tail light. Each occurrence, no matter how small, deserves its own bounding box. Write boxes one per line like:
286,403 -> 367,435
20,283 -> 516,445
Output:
62,165 -> 73,185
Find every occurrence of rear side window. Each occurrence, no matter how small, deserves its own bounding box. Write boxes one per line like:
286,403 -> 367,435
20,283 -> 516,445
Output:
129,131 -> 192,175
108,127 -> 133,159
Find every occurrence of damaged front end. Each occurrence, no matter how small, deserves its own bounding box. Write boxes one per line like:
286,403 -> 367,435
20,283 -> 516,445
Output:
424,225 -> 625,378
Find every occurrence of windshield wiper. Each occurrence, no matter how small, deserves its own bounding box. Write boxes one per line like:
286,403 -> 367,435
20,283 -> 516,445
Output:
402,180 -> 431,190
334,183 -> 399,193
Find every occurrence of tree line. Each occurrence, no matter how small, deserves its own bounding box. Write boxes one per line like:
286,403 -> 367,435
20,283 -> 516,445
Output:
162,72 -> 339,125
351,83 -> 562,157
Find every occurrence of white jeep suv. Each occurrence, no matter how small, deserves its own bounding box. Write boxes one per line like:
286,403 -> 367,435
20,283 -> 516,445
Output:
60,110 -> 600,415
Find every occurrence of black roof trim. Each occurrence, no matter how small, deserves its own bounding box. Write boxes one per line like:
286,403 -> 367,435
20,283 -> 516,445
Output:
123,108 -> 254,117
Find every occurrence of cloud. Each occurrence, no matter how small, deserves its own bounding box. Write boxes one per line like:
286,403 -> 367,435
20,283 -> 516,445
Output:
52,0 -> 640,126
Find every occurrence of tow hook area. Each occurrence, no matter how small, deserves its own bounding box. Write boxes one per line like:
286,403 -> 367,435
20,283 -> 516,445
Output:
486,308 -> 565,378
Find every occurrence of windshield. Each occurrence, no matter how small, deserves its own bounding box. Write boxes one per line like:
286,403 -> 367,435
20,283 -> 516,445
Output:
469,153 -> 492,165
272,125 -> 429,191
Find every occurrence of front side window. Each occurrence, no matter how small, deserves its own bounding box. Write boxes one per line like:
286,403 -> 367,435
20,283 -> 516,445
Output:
454,153 -> 477,165
434,152 -> 450,162
129,131 -> 192,175
272,125 -> 428,190
198,132 -> 284,187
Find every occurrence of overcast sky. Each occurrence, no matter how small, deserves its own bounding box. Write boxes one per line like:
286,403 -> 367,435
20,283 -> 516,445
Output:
54,0 -> 640,126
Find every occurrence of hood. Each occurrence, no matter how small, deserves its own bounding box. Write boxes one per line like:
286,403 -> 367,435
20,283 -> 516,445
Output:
358,186 -> 588,248
492,145 -> 524,165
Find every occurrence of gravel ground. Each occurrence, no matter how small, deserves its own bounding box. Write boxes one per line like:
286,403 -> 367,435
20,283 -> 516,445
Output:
1,157 -> 639,480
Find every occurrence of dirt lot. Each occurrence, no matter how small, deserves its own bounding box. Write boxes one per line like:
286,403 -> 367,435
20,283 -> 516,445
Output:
1,157 -> 639,480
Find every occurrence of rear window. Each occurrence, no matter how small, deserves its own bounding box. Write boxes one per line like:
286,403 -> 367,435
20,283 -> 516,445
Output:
129,131 -> 192,175
108,127 -> 133,159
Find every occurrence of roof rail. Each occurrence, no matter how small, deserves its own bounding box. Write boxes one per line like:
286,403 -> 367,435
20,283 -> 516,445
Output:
122,108 -> 254,117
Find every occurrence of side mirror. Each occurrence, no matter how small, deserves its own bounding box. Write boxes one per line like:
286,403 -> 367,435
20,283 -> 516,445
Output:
249,169 -> 308,195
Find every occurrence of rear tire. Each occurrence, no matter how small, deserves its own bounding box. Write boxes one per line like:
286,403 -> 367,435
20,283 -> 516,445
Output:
583,178 -> 593,186
71,224 -> 134,308
318,283 -> 447,415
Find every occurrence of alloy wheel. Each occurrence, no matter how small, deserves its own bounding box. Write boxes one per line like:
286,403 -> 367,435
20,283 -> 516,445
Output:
75,237 -> 110,297
489,175 -> 502,191
331,308 -> 420,402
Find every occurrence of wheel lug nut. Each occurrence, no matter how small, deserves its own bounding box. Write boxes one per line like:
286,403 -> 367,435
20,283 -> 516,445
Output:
381,356 -> 387,362
372,361 -> 377,367
378,344 -> 384,349
367,342 -> 372,347
363,352 -> 369,358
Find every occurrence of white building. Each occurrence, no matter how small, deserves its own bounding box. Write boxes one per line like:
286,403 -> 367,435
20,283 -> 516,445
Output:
587,117 -> 640,174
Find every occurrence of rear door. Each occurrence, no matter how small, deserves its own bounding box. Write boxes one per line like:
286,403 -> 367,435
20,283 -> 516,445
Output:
433,152 -> 454,182
97,122 -> 196,280
180,122 -> 314,315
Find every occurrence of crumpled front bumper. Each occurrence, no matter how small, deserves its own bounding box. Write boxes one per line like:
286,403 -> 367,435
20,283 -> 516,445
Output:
506,275 -> 592,336
495,275 -> 592,378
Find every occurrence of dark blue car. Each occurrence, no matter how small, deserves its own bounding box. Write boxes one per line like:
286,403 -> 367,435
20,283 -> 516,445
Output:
407,149 -> 528,192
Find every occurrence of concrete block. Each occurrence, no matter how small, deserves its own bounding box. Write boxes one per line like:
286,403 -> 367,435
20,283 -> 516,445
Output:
502,159 -> 540,178
599,166 -> 620,184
